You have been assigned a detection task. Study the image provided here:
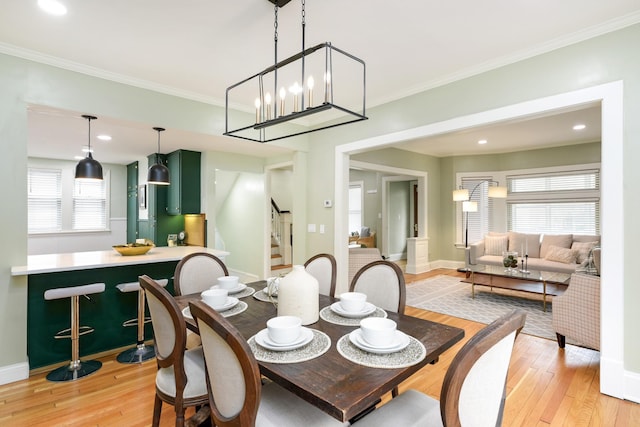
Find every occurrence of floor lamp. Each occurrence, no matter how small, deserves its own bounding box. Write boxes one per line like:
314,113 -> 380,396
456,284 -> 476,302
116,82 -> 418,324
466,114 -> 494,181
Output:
453,181 -> 507,272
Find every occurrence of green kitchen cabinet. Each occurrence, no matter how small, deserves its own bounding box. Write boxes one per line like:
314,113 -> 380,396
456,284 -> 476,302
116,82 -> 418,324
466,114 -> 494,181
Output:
142,154 -> 184,246
166,150 -> 201,215
126,162 -> 139,243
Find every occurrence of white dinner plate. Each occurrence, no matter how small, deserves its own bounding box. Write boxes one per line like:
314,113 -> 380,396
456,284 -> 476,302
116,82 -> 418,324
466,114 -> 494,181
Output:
182,306 -> 194,320
330,302 -> 377,318
255,327 -> 314,351
211,283 -> 247,294
181,297 -> 239,318
349,329 -> 410,354
262,287 -> 278,297
210,296 -> 239,312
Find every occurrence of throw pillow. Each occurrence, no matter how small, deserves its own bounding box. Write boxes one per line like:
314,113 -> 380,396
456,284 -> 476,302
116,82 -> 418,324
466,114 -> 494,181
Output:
545,245 -> 579,264
360,227 -> 370,237
571,241 -> 598,263
485,235 -> 509,256
540,234 -> 573,258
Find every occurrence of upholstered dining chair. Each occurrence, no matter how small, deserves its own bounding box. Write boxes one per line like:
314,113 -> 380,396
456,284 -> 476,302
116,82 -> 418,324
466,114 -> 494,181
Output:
173,252 -> 229,296
304,253 -> 337,297
349,260 -> 406,314
188,300 -> 349,427
139,275 -> 208,427
353,309 -> 527,427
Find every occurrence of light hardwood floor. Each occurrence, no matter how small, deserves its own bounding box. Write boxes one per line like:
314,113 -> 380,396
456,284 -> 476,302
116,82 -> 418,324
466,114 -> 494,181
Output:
1,269 -> 638,426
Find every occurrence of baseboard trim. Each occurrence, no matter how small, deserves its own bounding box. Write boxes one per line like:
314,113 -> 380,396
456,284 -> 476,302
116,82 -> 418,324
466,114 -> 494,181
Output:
624,369 -> 640,403
0,361 -> 29,385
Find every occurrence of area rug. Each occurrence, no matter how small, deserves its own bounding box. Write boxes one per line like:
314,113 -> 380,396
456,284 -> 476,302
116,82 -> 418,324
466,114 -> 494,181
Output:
406,275 -> 557,341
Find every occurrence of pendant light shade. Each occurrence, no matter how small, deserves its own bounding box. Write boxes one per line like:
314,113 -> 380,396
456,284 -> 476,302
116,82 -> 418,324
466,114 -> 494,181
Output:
75,115 -> 103,181
147,127 -> 170,185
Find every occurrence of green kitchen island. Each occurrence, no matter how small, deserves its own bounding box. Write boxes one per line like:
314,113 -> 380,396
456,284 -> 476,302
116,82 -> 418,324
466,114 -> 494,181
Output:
11,246 -> 229,369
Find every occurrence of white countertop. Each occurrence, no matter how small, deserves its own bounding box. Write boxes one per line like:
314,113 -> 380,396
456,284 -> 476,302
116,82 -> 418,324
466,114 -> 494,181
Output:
11,246 -> 230,276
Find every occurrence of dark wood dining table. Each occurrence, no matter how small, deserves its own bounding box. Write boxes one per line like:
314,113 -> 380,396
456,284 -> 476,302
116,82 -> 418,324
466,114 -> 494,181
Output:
174,281 -> 464,422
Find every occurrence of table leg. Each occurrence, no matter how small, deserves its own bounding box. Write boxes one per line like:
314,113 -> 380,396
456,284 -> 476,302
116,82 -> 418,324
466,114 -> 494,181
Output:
471,271 -> 475,299
543,280 -> 547,312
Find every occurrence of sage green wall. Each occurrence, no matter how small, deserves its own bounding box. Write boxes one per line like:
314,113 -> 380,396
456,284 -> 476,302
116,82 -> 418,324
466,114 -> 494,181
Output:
303,25 -> 639,375
349,169 -> 382,236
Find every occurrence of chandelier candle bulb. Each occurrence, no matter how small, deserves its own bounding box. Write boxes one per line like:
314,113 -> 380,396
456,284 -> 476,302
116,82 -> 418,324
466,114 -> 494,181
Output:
290,82 -> 301,112
279,87 -> 286,116
324,71 -> 331,103
307,76 -> 314,108
264,92 -> 272,121
254,98 -> 261,123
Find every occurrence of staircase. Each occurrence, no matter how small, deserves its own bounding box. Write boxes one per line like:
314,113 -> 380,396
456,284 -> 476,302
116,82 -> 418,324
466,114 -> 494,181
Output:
270,199 -> 292,276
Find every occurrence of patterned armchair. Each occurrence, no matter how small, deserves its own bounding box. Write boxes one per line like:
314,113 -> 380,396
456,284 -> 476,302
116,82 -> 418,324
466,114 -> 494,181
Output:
552,273 -> 601,350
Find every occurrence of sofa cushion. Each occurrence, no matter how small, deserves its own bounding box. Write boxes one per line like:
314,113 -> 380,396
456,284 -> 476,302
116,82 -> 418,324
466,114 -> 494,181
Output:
540,234 -> 573,258
484,235 -> 508,256
573,234 -> 601,245
545,245 -> 578,264
571,241 -> 599,264
508,232 -> 541,258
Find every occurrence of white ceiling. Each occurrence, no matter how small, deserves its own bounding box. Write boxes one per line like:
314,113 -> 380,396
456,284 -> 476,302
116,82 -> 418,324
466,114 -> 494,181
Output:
2,0 -> 638,164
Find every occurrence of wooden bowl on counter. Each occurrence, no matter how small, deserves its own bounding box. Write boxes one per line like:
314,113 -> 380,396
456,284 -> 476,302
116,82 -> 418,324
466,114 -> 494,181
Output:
112,243 -> 154,256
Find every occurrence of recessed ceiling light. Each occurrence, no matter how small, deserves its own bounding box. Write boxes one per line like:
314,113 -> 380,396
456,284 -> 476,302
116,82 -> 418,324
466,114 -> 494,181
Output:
478,139 -> 488,145
97,134 -> 112,141
573,124 -> 586,131
38,0 -> 67,16
73,155 -> 84,160
81,146 -> 94,154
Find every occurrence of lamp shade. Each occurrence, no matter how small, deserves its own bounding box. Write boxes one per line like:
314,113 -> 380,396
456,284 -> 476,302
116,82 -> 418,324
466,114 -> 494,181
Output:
462,201 -> 478,212
75,115 -> 102,181
75,153 -> 103,181
147,163 -> 170,185
452,188 -> 469,201
488,185 -> 507,198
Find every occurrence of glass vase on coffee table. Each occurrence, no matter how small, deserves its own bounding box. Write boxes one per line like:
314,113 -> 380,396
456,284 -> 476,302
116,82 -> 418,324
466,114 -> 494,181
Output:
502,251 -> 519,273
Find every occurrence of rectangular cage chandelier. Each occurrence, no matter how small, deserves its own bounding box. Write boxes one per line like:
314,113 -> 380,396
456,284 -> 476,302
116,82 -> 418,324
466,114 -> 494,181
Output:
223,0 -> 368,143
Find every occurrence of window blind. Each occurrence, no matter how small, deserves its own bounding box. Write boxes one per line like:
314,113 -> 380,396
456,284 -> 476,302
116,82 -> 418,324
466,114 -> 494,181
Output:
460,178 -> 498,245
28,168 -> 62,232
507,168 -> 600,235
73,179 -> 107,230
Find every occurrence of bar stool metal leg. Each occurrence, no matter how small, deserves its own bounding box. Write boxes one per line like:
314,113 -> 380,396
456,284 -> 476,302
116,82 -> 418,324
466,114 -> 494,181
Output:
45,283 -> 105,382
116,278 -> 167,364
116,287 -> 155,364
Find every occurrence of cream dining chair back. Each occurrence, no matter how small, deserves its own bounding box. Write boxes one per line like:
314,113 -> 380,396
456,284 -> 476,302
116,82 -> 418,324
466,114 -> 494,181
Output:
349,260 -> 406,314
173,252 -> 229,296
188,300 -> 349,427
139,275 -> 208,427
304,253 -> 337,297
355,309 -> 527,427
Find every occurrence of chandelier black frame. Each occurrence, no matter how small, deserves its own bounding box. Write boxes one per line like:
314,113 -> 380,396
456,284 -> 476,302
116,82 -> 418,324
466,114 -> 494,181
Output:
224,0 -> 367,143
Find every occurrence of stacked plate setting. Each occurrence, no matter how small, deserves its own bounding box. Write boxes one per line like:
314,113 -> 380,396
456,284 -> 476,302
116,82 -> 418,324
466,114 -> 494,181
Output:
330,292 -> 376,318
256,316 -> 313,351
350,317 -> 410,354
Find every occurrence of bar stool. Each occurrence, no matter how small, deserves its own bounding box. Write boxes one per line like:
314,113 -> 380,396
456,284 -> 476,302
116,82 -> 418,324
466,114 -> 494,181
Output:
44,282 -> 106,382
116,277 -> 168,364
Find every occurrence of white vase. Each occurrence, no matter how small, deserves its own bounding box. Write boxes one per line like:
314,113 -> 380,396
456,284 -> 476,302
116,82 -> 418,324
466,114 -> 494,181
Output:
277,265 -> 319,325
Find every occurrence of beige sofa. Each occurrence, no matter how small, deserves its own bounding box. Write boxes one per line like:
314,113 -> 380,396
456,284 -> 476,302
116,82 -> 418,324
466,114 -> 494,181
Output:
467,232 -> 600,274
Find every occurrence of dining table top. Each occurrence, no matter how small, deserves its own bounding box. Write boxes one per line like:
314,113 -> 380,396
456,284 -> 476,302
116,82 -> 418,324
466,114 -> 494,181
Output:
174,281 -> 465,422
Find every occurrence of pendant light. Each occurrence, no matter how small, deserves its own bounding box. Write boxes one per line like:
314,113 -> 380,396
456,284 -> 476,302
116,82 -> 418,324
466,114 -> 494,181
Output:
147,127 -> 170,185
75,115 -> 103,181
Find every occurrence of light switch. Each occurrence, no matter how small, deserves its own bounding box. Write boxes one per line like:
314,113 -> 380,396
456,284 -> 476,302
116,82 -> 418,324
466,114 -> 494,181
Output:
308,224 -> 316,233
319,224 -> 325,234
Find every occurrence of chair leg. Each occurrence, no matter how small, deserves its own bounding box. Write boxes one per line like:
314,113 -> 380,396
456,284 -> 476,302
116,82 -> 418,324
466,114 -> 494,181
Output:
556,333 -> 566,348
391,386 -> 399,398
152,394 -> 163,427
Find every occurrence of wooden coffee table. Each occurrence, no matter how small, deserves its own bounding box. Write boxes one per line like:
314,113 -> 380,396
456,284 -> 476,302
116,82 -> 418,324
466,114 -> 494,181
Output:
468,265 -> 570,311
